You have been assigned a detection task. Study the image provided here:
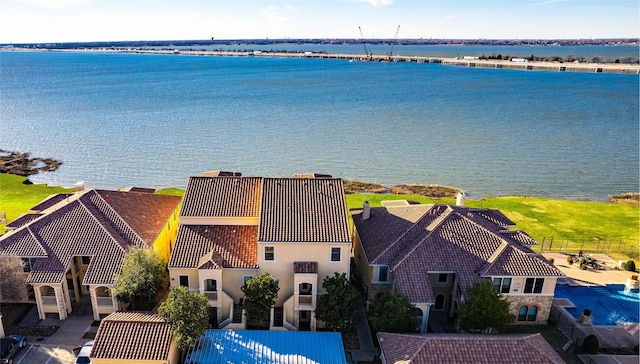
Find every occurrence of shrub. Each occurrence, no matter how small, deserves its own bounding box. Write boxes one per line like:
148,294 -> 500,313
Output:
567,256 -> 574,265
583,308 -> 591,316
582,334 -> 599,354
548,257 -> 555,264
623,260 -> 636,272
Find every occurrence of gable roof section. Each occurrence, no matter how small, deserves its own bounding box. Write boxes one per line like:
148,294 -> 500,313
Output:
168,224 -> 258,269
6,213 -> 43,229
0,189 -> 181,285
180,176 -> 262,217
259,178 -> 350,243
91,311 -> 172,361
30,193 -> 73,212
352,204 -> 563,303
378,333 -> 564,364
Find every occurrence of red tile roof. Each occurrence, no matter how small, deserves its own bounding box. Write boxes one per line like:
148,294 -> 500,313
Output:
180,176 -> 262,217
168,225 -> 258,269
91,311 -> 173,361
259,178 -> 350,243
352,203 -> 563,303
0,189 -> 181,285
378,333 -> 564,364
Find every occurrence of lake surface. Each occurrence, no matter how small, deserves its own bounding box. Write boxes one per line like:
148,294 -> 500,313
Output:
0,49 -> 638,200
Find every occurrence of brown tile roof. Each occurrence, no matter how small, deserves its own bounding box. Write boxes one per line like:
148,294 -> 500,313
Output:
30,193 -> 73,212
352,203 -> 564,303
6,213 -> 43,229
259,178 -> 350,243
180,176 -> 262,217
294,261 -> 318,274
378,333 -> 564,364
168,225 -> 258,269
91,311 -> 172,361
499,230 -> 538,246
0,189 -> 181,285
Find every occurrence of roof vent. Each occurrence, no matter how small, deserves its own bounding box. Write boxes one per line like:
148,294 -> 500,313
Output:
75,181 -> 85,192
363,201 -> 371,221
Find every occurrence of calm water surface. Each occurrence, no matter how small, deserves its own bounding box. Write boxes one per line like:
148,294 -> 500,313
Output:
0,50 -> 638,200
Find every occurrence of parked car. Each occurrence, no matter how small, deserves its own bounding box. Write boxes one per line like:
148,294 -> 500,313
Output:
74,340 -> 94,364
0,335 -> 27,364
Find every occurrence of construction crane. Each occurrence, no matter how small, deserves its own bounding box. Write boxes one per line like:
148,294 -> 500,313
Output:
358,26 -> 372,61
386,25 -> 401,59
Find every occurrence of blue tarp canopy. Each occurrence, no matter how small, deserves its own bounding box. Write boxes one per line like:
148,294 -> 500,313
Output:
185,330 -> 348,364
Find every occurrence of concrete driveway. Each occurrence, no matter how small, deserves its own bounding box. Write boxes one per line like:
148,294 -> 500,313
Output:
10,344 -> 77,364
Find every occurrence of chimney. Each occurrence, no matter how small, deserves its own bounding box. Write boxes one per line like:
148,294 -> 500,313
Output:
362,201 -> 371,221
456,192 -> 466,207
75,181 -> 85,192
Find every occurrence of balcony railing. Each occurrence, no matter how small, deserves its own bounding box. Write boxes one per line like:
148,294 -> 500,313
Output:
42,296 -> 57,306
96,297 -> 113,306
204,291 -> 218,301
298,295 -> 312,305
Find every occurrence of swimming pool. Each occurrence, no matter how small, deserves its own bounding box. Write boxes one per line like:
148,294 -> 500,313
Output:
554,284 -> 639,326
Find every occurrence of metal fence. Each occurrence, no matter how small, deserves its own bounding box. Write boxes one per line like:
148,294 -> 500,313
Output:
539,236 -> 637,259
549,305 -> 586,354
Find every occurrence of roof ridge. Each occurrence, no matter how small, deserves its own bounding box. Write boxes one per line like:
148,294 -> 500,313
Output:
77,191 -> 135,252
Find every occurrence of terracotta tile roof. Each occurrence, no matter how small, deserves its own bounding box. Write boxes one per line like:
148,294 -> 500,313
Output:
168,225 -> 258,269
180,176 -> 262,217
6,213 -> 42,229
352,204 -> 564,303
259,178 -> 350,243
499,230 -> 538,246
0,189 -> 181,285
91,311 -> 172,361
378,333 -> 564,364
30,193 -> 73,212
294,261 -> 318,274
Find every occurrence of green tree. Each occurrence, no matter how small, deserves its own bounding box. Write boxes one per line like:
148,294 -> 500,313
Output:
158,286 -> 209,352
241,272 -> 279,328
368,290 -> 416,333
457,281 -> 515,332
113,248 -> 165,310
315,272 -> 360,331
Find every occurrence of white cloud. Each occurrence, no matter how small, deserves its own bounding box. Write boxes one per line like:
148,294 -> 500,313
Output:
352,0 -> 394,7
532,0 -> 569,6
15,0 -> 93,8
260,5 -> 288,24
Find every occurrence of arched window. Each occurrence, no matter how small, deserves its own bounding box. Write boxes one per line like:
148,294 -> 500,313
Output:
518,306 -> 528,321
527,306 -> 538,321
435,293 -> 445,310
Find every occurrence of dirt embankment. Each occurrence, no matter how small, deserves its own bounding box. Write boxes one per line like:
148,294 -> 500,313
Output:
344,179 -> 462,198
609,192 -> 640,204
0,150 -> 62,176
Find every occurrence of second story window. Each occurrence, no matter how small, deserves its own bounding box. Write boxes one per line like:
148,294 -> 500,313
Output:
492,277 -> 511,294
524,278 -> 544,294
378,266 -> 389,282
264,246 -> 275,261
331,247 -> 341,262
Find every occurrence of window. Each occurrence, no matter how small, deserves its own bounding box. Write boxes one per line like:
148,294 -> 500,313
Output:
378,266 -> 389,282
524,278 -> 544,294
330,247 -> 341,262
435,293 -> 445,310
21,258 -> 37,273
243,276 -> 253,285
438,273 -> 448,283
179,275 -> 189,288
518,305 -> 538,321
205,279 -> 217,291
264,246 -> 275,261
492,278 -> 511,294
81,256 -> 91,265
299,283 -> 312,295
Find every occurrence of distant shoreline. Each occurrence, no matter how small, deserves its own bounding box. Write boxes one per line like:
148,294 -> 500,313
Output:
4,47 -> 639,75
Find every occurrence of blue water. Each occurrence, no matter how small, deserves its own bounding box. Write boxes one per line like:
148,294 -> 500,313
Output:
555,284 -> 640,325
0,49 -> 638,200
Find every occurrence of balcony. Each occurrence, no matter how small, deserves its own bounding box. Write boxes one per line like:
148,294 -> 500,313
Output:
41,296 -> 57,306
298,295 -> 312,305
96,297 -> 113,307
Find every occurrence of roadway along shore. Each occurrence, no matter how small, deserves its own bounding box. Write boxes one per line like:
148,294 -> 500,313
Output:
12,47 -> 638,75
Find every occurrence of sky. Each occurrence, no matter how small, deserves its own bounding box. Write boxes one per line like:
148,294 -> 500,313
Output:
0,0 -> 638,43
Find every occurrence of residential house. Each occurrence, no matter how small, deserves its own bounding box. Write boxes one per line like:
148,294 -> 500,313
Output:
91,311 -> 179,364
185,330 -> 347,363
351,200 -> 564,333
377,332 -> 564,363
0,188 -> 181,321
168,175 -> 351,331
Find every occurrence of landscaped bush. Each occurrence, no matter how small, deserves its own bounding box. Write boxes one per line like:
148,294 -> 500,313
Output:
623,260 -> 636,272
583,308 -> 591,316
548,257 -> 555,264
567,256 -> 574,265
582,334 -> 599,354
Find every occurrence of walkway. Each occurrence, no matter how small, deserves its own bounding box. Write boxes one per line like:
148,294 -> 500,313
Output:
347,304 -> 378,363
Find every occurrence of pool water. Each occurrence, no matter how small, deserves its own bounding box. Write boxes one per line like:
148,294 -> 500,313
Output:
554,284 -> 640,325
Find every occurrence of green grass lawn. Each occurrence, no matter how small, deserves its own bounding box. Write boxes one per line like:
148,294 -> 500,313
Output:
2,173 -> 637,260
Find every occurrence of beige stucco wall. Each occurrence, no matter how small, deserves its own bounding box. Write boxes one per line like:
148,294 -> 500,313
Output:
257,241 -> 350,306
505,277 -> 557,295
